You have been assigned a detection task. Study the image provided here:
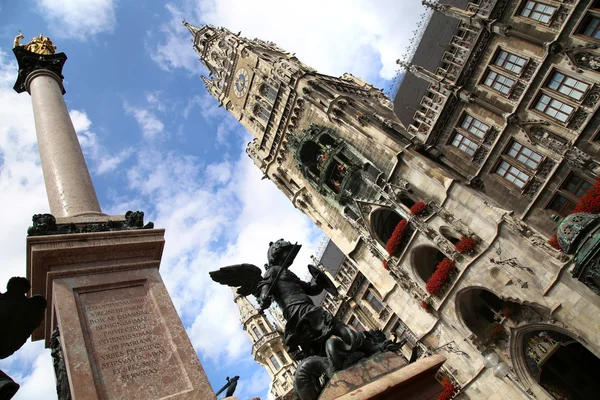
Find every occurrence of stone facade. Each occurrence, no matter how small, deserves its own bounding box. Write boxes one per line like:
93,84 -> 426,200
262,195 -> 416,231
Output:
186,1 -> 600,397
232,290 -> 296,399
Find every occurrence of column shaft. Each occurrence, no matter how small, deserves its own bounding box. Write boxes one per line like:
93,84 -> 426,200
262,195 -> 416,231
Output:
26,70 -> 101,217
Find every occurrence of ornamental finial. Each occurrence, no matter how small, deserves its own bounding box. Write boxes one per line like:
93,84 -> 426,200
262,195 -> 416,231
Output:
14,32 -> 57,55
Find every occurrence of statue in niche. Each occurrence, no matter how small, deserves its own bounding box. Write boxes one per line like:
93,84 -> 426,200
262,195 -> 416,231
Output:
0,277 -> 47,399
215,375 -> 239,398
209,239 -> 402,400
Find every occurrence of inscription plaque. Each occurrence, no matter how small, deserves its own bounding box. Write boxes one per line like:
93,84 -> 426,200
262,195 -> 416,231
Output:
78,283 -> 191,399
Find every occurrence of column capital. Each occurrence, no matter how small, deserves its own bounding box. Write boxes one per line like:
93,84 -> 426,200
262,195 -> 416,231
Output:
24,69 -> 65,94
13,46 -> 67,94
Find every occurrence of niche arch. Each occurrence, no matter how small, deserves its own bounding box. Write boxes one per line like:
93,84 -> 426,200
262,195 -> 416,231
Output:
410,244 -> 445,283
369,207 -> 403,246
510,324 -> 600,400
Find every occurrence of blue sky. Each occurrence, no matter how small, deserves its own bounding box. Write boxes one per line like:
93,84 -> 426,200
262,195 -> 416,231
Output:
0,1 -> 424,398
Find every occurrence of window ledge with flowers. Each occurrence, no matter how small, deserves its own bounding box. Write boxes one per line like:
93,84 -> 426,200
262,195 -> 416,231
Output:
425,258 -> 458,297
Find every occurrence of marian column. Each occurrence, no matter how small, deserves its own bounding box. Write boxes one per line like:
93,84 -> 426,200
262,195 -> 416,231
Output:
13,34 -> 101,217
13,34 -> 215,400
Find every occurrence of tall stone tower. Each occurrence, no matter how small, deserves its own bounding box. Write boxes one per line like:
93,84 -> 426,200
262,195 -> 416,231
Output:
232,289 -> 295,399
185,3 -> 600,398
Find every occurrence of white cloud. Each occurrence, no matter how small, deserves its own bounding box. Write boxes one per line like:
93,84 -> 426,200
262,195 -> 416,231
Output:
124,103 -> 166,140
149,4 -> 206,74
0,49 -> 48,286
35,0 -> 116,39
0,49 -> 55,399
0,342 -> 56,400
71,109 -> 133,174
152,0 -> 424,81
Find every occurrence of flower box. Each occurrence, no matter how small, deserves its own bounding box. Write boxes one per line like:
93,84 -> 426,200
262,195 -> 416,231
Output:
385,219 -> 408,256
409,200 -> 427,216
425,258 -> 456,296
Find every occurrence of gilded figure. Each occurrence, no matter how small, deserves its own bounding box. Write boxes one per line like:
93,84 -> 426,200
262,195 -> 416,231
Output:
13,32 -> 57,55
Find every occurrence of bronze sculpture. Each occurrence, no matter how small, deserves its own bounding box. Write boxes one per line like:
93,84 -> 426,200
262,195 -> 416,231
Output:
215,375 -> 239,398
209,239 -> 401,400
0,277 -> 47,400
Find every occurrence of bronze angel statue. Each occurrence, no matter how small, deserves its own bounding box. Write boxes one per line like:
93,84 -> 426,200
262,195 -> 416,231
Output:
210,239 -> 402,400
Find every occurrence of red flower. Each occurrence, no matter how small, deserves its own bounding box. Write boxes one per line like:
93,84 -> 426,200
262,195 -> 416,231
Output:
437,377 -> 457,400
385,219 -> 408,256
421,300 -> 431,312
548,233 -> 560,249
485,322 -> 506,343
455,236 -> 477,254
571,179 -> 600,214
410,201 -> 427,216
501,307 -> 511,318
425,258 -> 456,296
382,259 -> 390,270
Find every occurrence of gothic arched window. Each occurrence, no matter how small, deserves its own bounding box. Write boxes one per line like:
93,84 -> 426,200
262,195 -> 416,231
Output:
260,84 -> 278,102
253,104 -> 271,122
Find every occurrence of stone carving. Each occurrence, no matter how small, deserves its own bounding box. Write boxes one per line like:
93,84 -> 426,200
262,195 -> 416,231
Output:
0,277 -> 47,399
567,108 -> 589,131
530,129 -> 567,155
536,158 -> 555,179
483,127 -> 499,146
209,240 -> 401,400
509,81 -> 526,101
523,177 -> 542,199
582,84 -> 600,108
521,60 -> 539,82
27,211 -> 154,237
472,147 -> 489,165
50,328 -> 71,400
550,6 -> 570,30
215,376 -> 239,398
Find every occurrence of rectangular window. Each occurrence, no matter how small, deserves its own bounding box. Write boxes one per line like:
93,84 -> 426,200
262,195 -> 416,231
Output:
365,291 -> 384,313
547,72 -> 589,101
546,173 -> 593,216
506,141 -> 543,169
496,160 -> 530,188
484,70 -> 515,94
494,50 -> 527,74
270,355 -> 281,371
547,193 -> 576,217
534,94 -> 574,122
583,16 -> 600,39
520,1 -> 557,24
252,326 -> 262,340
276,351 -> 287,365
451,133 -> 478,156
258,322 -> 267,334
349,315 -> 366,332
461,114 -> 489,138
562,173 -> 593,197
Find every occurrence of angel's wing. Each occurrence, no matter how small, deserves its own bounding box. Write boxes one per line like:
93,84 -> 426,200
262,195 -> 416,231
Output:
209,263 -> 263,297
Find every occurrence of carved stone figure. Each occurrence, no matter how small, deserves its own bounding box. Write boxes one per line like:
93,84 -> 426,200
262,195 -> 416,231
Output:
215,375 -> 239,398
209,239 -> 401,400
50,328 -> 71,400
0,277 -> 47,399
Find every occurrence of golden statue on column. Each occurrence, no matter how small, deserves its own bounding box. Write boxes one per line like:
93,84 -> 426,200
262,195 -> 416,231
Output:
13,31 -> 57,55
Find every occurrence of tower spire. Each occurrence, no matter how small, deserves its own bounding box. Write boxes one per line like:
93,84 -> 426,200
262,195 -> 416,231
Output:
182,20 -> 202,38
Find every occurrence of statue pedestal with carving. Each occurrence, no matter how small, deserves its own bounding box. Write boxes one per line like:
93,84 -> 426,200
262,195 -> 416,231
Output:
27,214 -> 215,400
319,353 -> 446,400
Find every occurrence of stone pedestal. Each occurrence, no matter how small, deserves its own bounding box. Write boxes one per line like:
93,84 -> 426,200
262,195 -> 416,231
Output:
319,352 -> 446,400
26,222 -> 215,400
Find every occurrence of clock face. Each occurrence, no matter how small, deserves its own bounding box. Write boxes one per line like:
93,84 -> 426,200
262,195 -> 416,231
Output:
233,68 -> 249,98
